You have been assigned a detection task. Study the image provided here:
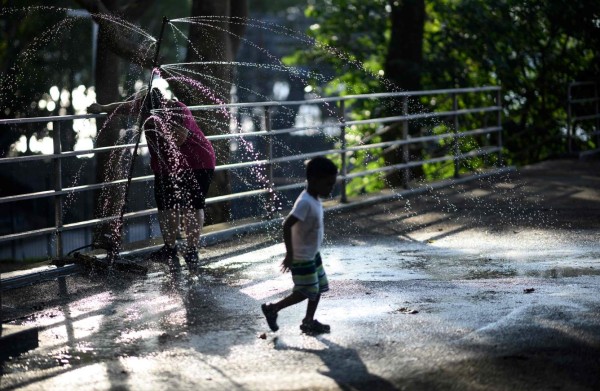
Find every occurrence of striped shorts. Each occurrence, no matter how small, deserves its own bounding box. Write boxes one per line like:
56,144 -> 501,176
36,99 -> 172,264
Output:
291,252 -> 329,301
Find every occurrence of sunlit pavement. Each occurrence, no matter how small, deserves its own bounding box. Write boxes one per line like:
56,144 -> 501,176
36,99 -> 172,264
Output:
2,159 -> 599,390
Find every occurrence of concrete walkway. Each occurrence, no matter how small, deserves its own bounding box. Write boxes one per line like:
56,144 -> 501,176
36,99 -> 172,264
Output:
1,158 -> 599,390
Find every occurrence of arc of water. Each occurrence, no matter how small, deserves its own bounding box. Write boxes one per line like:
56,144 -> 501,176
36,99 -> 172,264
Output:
109,16 -> 169,260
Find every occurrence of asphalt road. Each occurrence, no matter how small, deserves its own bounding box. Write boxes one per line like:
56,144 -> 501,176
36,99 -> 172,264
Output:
1,159 -> 599,390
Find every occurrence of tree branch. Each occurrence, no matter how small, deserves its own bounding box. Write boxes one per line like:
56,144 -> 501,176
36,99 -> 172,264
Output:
73,0 -> 156,68
122,0 -> 158,22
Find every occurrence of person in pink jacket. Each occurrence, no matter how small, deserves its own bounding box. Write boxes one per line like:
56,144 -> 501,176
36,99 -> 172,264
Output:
88,87 -> 215,266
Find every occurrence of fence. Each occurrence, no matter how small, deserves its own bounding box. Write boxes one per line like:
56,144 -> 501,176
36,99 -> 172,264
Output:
567,81 -> 600,158
0,86 -> 503,264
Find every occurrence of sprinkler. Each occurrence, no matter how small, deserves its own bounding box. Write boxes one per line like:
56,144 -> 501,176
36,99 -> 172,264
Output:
53,17 -> 170,275
105,16 -> 170,262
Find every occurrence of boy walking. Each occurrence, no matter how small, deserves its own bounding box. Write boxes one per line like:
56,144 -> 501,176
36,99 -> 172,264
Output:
261,157 -> 338,334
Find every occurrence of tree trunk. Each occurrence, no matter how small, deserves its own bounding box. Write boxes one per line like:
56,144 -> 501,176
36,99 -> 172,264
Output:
90,0 -> 129,251
385,0 -> 424,92
383,0 -> 425,186
170,0 -> 248,225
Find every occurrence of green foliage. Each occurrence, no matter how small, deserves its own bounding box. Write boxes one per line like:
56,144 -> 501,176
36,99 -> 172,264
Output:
290,0 -> 390,96
425,0 -> 600,164
286,0 -> 600,194
283,1 -> 393,196
250,0 -> 305,14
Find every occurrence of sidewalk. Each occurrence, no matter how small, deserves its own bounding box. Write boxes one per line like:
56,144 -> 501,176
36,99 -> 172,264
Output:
1,158 -> 599,390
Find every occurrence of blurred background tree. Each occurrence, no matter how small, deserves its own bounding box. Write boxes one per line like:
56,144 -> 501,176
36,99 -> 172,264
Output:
2,0 -> 599,230
425,0 -> 600,164
0,0 -> 248,249
286,0 -> 600,174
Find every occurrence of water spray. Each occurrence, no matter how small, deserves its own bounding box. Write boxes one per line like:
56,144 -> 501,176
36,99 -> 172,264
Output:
106,16 -> 170,264
55,17 -> 170,274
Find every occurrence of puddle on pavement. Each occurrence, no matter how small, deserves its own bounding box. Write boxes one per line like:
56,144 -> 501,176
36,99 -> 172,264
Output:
526,266 -> 600,279
464,268 -> 518,280
324,245 -> 430,281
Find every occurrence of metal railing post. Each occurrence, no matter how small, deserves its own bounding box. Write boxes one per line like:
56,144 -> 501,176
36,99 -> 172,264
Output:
339,100 -> 348,203
402,96 -> 410,188
0,86 -> 512,264
452,93 -> 460,178
567,83 -> 573,154
595,82 -> 599,148
496,88 -> 503,166
264,106 -> 275,218
52,121 -> 64,259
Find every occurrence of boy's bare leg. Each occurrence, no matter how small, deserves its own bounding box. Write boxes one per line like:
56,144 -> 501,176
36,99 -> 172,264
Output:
158,210 -> 179,248
182,208 -> 204,249
272,291 -> 306,312
304,294 -> 320,323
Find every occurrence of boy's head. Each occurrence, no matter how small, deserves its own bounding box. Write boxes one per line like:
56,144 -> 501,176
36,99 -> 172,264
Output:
306,157 -> 338,198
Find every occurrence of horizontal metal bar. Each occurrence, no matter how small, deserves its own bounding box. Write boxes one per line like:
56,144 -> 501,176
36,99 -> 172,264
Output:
0,106 -> 499,166
0,186 -> 273,243
0,86 -> 501,126
0,142 -> 144,165
273,182 -> 306,192
579,148 -> 600,158
569,97 -> 599,104
0,208 -> 158,243
344,126 -> 503,154
0,227 -> 58,243
209,130 -> 268,140
569,81 -> 597,87
0,87 -> 503,251
345,106 -> 501,127
215,159 -> 269,172
205,188 -> 270,204
270,149 -> 341,165
571,113 -> 600,121
0,144 -> 501,244
0,113 -> 104,125
341,147 -> 500,180
0,175 -> 154,204
185,86 -> 502,111
0,124 -> 502,205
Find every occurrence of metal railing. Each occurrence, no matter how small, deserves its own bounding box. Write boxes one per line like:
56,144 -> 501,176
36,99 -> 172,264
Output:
567,81 -> 600,157
0,86 -> 503,262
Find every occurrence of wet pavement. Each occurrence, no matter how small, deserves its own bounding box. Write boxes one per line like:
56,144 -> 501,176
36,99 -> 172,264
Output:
1,158 -> 600,390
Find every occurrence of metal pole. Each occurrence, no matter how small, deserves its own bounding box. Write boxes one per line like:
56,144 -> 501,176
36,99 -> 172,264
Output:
339,100 -> 348,203
264,106 -> 274,219
567,83 -> 573,154
496,88 -> 503,166
453,93 -> 460,179
402,96 -> 410,188
111,16 -> 169,259
595,82 -> 599,148
53,121 -> 64,259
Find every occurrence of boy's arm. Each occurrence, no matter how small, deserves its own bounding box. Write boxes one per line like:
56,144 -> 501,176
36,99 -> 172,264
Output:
281,214 -> 299,273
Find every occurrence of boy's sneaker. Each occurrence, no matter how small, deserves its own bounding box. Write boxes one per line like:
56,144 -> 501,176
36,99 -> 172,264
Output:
183,247 -> 200,265
147,245 -> 178,263
261,303 -> 279,332
300,319 -> 330,335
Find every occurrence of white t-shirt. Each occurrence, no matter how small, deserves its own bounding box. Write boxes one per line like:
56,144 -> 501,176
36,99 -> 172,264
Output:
289,190 -> 323,261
